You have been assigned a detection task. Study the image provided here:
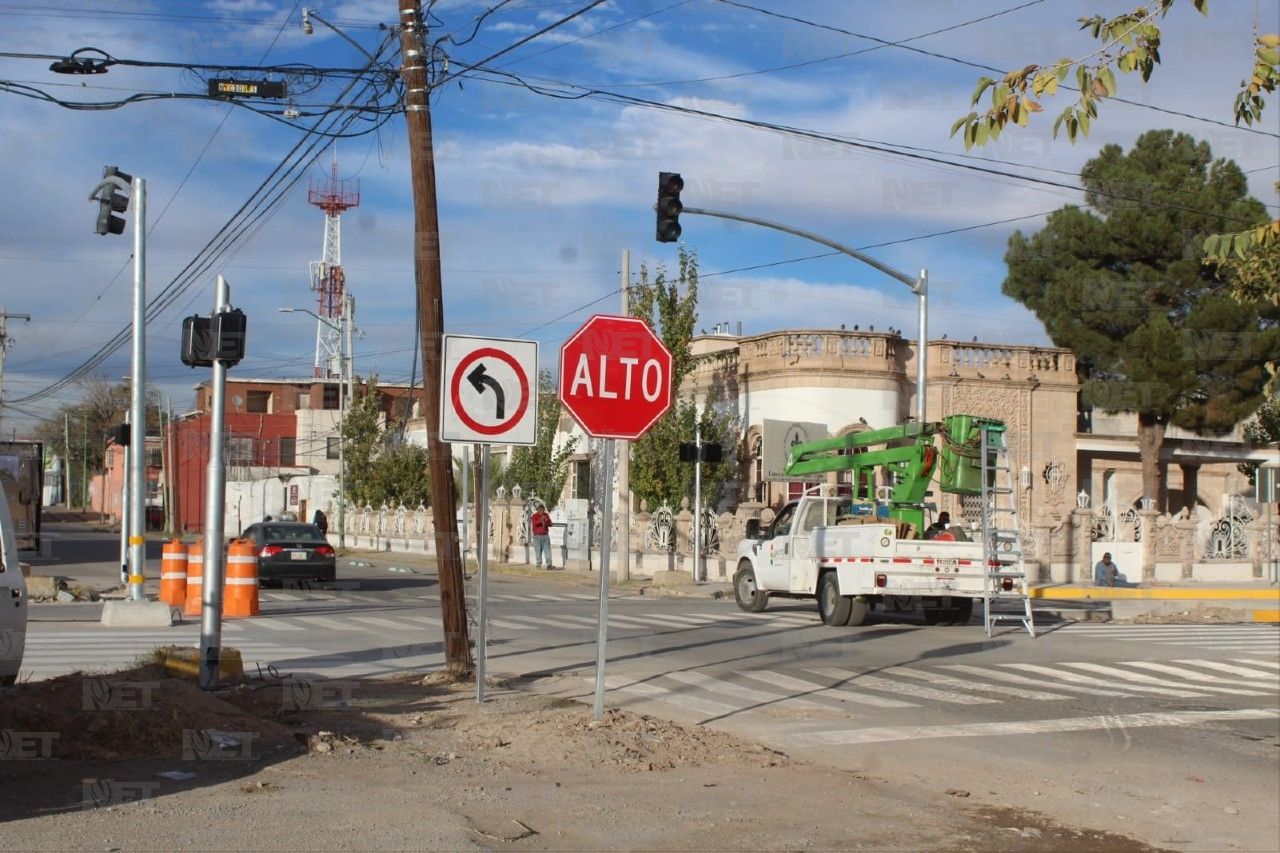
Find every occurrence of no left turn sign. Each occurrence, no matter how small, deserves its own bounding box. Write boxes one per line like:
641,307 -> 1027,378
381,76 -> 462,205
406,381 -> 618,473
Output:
440,335 -> 538,445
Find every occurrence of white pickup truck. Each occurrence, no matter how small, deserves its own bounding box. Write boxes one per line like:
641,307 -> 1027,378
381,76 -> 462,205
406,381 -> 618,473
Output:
0,481 -> 28,684
733,487 -> 1015,626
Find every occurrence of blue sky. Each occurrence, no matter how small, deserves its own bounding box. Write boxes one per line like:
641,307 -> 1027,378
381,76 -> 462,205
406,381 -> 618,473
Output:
1,0 -> 1277,434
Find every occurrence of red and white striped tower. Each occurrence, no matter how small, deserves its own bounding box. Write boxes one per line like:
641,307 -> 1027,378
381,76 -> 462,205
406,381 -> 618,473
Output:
307,154 -> 360,377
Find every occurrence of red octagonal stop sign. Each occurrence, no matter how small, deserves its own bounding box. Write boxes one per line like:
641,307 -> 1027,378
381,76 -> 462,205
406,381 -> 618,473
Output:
558,314 -> 673,440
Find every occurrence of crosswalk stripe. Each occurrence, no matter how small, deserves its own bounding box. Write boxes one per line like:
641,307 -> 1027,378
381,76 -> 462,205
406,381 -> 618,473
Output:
490,619 -> 536,631
887,666 -> 1070,701
599,676 -> 740,717
348,615 -> 417,631
236,618 -> 306,632
745,669 -> 918,709
1237,657 -> 1280,670
554,615 -> 601,627
942,664 -> 1135,698
804,667 -> 998,705
1067,625 -> 1277,633
608,613 -> 701,628
1122,660 -> 1280,688
781,709 -> 1280,747
529,594 -> 564,601
664,670 -> 841,713
1000,663 -> 1206,698
292,616 -> 356,631
1186,660 -> 1280,678
1056,662 -> 1273,697
499,615 -> 579,629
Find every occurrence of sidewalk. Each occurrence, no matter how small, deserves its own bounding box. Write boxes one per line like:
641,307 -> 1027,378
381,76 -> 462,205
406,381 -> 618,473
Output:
1030,580 -> 1280,622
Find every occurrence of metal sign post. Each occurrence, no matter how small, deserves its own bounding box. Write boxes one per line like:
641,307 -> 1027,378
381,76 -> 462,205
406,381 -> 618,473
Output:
693,421 -> 703,584
592,439 -> 615,720
558,314 -> 672,723
476,445 -> 490,703
199,275 -> 231,690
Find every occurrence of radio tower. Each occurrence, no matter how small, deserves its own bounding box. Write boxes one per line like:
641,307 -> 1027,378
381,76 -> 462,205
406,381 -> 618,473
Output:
307,153 -> 360,377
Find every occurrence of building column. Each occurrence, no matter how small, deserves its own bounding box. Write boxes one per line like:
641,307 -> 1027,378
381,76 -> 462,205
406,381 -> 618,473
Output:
1179,463 -> 1200,515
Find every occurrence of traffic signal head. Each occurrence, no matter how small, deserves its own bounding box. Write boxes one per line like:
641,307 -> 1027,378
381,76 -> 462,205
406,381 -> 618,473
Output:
94,166 -> 132,236
656,171 -> 683,243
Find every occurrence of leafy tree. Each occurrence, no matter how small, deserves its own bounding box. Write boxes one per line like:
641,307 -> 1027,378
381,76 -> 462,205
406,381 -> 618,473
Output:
628,249 -> 739,511
340,377 -> 431,507
1239,397 -> 1280,483
33,378 -> 159,508
341,377 -> 384,506
952,1 -> 1275,146
367,443 -> 431,507
1002,130 -> 1280,506
497,370 -> 576,509
950,2 -> 1278,261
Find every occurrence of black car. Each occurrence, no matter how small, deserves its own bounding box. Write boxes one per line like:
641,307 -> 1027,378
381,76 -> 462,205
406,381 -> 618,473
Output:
240,522 -> 335,584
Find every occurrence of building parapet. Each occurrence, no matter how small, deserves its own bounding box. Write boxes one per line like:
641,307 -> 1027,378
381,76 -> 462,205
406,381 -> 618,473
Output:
931,340 -> 1075,383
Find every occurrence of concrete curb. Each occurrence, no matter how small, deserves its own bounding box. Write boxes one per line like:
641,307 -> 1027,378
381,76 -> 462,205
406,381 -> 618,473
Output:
1030,585 -> 1280,602
100,599 -> 176,627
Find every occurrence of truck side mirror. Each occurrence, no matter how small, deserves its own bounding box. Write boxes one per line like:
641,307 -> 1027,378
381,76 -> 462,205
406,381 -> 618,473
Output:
745,518 -> 761,539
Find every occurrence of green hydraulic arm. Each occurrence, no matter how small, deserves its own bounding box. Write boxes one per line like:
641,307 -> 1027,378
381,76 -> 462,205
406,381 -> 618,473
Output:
782,414 -> 1004,534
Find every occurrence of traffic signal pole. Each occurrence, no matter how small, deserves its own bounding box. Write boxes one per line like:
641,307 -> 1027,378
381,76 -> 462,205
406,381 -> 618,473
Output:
397,2 -> 472,675
680,205 -> 929,424
199,275 -> 231,690
127,176 -> 147,601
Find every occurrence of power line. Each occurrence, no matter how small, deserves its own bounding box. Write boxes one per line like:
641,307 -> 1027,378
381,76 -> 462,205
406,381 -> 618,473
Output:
11,35 -> 401,405
436,0 -> 611,87
716,0 -> 1280,140
464,68 -> 1273,224
580,0 -> 1046,89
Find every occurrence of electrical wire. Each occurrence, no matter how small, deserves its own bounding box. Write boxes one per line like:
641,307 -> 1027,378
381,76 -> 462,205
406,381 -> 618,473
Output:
11,34 -> 401,405
462,67 -> 1276,224
715,0 -> 1280,140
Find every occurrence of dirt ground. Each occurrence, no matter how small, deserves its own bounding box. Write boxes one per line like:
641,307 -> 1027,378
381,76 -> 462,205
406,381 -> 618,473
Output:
0,665 -> 1164,852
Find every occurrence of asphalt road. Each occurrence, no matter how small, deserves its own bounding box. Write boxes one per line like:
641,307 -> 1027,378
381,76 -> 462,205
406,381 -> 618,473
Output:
16,530 -> 1280,851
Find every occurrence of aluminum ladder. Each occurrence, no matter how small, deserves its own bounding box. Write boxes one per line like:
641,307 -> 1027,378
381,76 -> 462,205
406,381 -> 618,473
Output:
978,424 -> 1036,638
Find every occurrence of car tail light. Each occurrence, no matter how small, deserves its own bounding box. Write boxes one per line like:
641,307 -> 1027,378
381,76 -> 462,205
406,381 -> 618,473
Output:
314,545 -> 335,557
1001,577 -> 1014,591
260,544 -> 284,558
875,573 -> 887,588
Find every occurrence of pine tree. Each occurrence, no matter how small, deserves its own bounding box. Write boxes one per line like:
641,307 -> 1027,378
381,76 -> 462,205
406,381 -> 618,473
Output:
1003,130 -> 1280,506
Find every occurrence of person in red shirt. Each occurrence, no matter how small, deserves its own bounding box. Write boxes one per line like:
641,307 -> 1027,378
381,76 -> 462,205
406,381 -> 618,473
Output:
530,503 -> 554,569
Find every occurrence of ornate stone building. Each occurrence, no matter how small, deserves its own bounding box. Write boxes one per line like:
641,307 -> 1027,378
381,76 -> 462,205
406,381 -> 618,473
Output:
683,328 -> 1268,529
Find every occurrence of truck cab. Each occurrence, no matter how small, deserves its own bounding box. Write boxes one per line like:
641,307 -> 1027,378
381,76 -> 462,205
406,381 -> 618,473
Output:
0,480 -> 28,685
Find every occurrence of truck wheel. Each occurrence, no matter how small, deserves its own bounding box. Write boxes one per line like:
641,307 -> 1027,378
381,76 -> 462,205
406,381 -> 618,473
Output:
818,572 -> 852,626
845,596 -> 871,627
948,598 -> 975,624
733,563 -> 768,613
921,597 -> 948,625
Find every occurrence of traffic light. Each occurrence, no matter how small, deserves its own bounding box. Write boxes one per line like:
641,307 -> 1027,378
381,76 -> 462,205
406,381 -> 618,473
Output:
181,315 -> 214,368
656,171 -> 683,243
679,442 -> 722,463
213,309 -> 247,366
94,166 -> 132,236
112,423 -> 130,446
182,309 -> 247,368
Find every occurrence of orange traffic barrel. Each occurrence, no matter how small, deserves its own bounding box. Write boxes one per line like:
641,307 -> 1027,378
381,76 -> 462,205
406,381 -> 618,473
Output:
159,539 -> 187,606
224,538 -> 260,618
183,540 -> 204,618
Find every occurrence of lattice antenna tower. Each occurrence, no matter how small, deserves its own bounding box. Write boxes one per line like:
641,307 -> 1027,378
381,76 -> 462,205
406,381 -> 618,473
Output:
307,151 -> 360,377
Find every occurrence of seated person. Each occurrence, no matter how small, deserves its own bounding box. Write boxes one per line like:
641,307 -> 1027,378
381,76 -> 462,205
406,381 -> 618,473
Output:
1093,552 -> 1137,587
923,511 -> 953,540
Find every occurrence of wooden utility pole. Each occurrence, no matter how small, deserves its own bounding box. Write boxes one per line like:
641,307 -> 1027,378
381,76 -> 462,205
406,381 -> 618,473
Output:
397,3 -> 472,675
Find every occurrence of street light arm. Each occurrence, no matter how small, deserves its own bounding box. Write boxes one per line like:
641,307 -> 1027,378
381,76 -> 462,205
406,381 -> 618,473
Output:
682,206 -> 921,293
681,204 -> 929,423
278,306 -> 340,332
303,8 -> 378,62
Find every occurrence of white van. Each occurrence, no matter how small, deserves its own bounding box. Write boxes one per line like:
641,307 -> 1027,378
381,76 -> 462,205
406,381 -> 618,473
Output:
0,481 -> 28,684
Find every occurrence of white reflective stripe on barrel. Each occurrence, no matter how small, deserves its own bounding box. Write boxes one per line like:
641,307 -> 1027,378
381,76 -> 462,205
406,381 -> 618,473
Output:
225,578 -> 258,586
161,572 -> 187,580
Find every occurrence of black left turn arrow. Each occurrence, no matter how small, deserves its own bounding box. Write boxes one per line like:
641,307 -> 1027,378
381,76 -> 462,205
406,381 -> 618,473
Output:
467,362 -> 506,419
